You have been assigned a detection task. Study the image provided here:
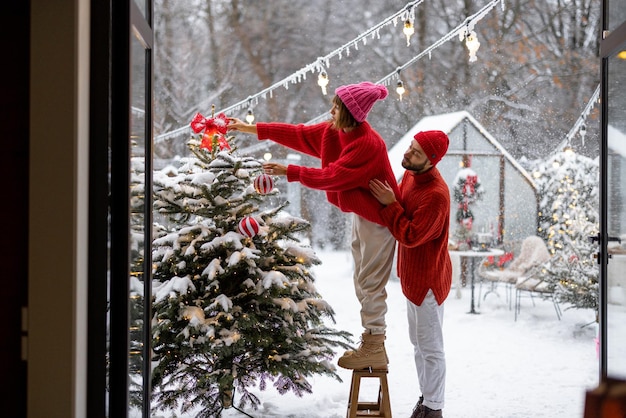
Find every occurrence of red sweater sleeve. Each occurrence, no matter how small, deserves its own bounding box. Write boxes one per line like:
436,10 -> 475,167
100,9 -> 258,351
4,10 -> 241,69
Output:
256,122 -> 328,158
288,135 -> 385,192
257,120 -> 400,226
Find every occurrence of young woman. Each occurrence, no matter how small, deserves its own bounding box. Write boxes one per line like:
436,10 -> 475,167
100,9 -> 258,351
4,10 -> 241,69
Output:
228,81 -> 399,370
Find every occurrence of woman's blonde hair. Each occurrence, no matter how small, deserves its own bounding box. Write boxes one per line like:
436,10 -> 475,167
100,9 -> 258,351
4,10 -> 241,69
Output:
332,95 -> 359,130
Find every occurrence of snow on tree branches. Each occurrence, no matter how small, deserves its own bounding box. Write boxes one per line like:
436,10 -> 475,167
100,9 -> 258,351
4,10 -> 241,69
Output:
131,118 -> 351,417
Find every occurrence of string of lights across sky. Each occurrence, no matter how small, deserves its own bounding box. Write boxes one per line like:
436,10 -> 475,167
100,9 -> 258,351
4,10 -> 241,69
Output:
155,0 -> 501,143
155,0 -> 594,154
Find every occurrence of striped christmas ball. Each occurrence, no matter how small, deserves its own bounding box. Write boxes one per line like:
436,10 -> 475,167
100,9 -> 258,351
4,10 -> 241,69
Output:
253,173 -> 274,194
238,216 -> 260,238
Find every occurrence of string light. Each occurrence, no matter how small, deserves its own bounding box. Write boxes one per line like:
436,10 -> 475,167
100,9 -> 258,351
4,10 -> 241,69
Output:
155,0 -> 504,142
403,20 -> 415,46
317,71 -> 329,95
154,0 -> 429,141
461,27 -> 481,62
244,99 -> 255,124
303,0 -> 504,126
396,80 -> 406,100
245,109 -> 255,124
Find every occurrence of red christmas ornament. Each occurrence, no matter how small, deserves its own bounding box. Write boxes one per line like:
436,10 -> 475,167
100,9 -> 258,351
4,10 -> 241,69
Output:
254,174 -> 274,194
238,216 -> 260,238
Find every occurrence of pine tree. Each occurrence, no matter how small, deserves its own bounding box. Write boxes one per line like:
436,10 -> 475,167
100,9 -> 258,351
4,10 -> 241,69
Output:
146,113 -> 351,417
532,149 -> 599,312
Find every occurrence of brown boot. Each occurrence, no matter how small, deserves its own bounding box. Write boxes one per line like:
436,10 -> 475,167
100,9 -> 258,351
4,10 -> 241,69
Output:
339,332 -> 389,360
337,333 -> 388,370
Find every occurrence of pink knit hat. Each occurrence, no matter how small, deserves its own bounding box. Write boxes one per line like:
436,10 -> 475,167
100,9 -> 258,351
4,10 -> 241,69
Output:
414,130 -> 449,166
335,82 -> 388,122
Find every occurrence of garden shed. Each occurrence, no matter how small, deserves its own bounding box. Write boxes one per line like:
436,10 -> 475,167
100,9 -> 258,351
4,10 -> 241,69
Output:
389,110 -> 538,244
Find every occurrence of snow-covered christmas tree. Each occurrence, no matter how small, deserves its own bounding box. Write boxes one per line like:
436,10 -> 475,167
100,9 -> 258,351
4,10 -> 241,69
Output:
452,155 -> 483,249
532,148 -> 599,312
144,111 -> 351,417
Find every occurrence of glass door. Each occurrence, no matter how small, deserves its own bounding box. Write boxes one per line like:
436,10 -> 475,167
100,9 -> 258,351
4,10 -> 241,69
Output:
128,2 -> 154,414
604,43 -> 626,379
103,1 -> 154,417
600,2 -> 626,380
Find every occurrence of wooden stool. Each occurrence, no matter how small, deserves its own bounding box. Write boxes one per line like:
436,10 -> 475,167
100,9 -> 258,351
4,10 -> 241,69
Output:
346,368 -> 392,418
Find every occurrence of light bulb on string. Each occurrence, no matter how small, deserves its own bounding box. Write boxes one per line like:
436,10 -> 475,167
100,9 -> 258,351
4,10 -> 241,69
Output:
464,29 -> 480,62
317,71 -> 329,95
396,80 -> 406,101
403,20 -> 414,46
245,109 -> 255,124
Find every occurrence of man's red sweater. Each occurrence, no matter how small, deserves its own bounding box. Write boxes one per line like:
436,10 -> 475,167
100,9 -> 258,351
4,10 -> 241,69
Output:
379,168 -> 452,305
256,121 -> 400,226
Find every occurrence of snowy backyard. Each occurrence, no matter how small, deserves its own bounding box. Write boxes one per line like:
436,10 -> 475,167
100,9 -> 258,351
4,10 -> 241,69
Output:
216,249 -> 600,418
142,112 -> 609,418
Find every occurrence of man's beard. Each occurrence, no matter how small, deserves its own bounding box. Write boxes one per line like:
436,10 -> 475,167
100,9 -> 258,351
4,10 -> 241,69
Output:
402,158 -> 429,173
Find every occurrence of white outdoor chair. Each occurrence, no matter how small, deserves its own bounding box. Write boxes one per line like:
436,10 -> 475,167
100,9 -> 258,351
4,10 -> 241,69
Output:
514,273 -> 562,321
480,236 -> 549,310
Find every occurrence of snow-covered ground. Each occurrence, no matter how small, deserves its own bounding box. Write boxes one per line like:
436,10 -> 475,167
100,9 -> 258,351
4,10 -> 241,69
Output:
222,249 -> 599,418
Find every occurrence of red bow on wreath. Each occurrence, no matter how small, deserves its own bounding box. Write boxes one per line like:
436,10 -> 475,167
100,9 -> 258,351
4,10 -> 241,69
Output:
190,112 -> 231,151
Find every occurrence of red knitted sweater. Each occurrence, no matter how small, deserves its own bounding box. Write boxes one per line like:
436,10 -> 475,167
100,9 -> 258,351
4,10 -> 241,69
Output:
379,168 -> 452,305
256,121 -> 400,226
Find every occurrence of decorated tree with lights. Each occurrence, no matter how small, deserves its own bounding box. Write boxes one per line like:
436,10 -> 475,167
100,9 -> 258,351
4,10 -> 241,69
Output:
452,155 -> 484,249
147,112 -> 351,417
532,149 -> 599,312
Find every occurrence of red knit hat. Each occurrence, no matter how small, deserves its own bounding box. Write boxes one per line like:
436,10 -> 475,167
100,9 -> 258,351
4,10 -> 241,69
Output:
335,82 -> 388,122
414,130 -> 449,166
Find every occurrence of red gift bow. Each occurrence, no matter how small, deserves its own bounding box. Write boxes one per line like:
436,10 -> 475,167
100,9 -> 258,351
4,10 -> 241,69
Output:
190,112 -> 229,135
191,112 -> 231,151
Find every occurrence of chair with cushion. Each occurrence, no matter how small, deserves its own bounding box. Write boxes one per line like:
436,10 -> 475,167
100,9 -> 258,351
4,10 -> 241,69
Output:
479,236 -> 549,309
514,266 -> 562,321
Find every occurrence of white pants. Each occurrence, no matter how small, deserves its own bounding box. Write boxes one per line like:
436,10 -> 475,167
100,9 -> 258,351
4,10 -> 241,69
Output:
351,214 -> 395,335
407,290 -> 446,410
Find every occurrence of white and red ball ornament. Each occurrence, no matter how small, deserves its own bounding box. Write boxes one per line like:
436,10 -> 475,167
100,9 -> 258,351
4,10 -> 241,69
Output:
238,216 -> 260,238
253,173 -> 274,195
